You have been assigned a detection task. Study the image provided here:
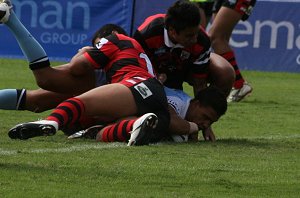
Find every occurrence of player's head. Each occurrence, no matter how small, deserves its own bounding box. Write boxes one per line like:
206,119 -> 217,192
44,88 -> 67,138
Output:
187,86 -> 227,130
194,86 -> 227,117
165,0 -> 201,47
91,24 -> 128,46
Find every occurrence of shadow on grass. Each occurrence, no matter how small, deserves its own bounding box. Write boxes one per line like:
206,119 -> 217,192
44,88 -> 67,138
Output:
161,138 -> 279,149
243,99 -> 300,108
242,99 -> 280,105
214,137 -> 299,150
215,138 -> 272,148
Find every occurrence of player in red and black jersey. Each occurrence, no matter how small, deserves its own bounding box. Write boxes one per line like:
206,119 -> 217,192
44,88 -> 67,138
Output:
133,0 -> 234,141
7,23 -> 170,146
134,0 -> 234,97
85,33 -> 154,86
134,13 -> 211,91
1,2 -> 170,145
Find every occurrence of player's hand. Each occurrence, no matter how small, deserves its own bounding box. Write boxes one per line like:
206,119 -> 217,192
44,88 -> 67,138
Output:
202,127 -> 216,142
78,46 -> 93,54
71,46 -> 94,61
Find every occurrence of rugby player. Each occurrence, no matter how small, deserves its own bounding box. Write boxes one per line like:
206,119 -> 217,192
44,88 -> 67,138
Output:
8,26 -> 171,146
1,1 -> 170,146
0,0 -> 103,96
208,0 -> 256,102
70,86 -> 227,143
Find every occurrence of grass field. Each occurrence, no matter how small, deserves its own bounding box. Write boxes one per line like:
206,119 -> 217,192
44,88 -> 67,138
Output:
0,59 -> 299,197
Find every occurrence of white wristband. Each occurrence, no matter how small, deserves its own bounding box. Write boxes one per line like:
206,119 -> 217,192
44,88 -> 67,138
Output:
189,122 -> 199,134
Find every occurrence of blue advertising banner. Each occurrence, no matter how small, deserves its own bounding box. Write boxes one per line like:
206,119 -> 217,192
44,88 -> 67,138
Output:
131,0 -> 175,35
231,0 -> 300,72
1,0 -> 299,73
0,0 -> 134,61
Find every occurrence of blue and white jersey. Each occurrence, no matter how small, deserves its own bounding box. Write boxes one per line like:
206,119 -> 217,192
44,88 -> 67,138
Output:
164,87 -> 191,142
164,87 -> 191,119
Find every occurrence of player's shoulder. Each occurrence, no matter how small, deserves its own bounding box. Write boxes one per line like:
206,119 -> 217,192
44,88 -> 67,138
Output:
165,87 -> 191,101
137,14 -> 165,36
105,33 -> 141,51
139,14 -> 165,30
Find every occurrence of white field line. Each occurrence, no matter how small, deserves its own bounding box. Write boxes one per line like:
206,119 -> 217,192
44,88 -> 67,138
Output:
236,134 -> 300,140
1,134 -> 299,156
0,142 -> 126,156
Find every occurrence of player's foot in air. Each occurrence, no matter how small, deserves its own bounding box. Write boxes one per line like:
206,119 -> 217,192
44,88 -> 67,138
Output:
227,82 -> 253,102
0,0 -> 12,24
8,120 -> 57,140
127,113 -> 158,146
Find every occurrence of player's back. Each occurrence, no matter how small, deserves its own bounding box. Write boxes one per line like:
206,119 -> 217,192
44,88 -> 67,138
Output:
85,33 -> 155,84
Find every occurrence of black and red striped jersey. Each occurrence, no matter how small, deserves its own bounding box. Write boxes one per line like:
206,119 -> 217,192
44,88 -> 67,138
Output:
134,14 -> 211,90
84,33 -> 155,87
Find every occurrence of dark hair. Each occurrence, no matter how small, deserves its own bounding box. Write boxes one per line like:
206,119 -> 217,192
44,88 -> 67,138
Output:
193,86 -> 227,117
165,0 -> 201,33
91,24 -> 128,46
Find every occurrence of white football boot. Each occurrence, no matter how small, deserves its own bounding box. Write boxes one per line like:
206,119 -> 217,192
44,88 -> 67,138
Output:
127,113 -> 158,146
0,0 -> 12,24
227,82 -> 253,103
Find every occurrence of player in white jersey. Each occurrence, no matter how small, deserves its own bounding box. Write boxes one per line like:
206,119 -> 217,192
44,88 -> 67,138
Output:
164,87 -> 191,142
164,86 -> 227,142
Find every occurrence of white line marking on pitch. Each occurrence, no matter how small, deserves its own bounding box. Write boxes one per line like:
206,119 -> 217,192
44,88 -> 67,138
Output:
0,143 -> 126,156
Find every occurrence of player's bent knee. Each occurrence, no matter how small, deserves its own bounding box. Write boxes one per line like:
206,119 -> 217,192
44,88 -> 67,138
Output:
209,53 -> 235,96
35,78 -> 53,90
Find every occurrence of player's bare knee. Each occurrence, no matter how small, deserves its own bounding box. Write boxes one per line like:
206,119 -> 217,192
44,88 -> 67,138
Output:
35,78 -> 52,90
218,65 -> 234,95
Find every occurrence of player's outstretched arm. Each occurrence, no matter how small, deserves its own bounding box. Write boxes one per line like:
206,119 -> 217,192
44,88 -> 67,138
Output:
168,106 -> 198,136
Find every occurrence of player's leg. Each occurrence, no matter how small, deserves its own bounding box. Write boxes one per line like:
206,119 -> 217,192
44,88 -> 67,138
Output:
0,88 -> 72,112
8,80 -> 169,145
209,7 -> 244,88
71,79 -> 170,143
0,0 -> 48,67
209,0 -> 256,102
71,104 -> 170,145
8,84 -> 138,139
0,1 -> 96,94
32,62 -> 96,95
68,113 -> 158,146
208,53 -> 235,97
93,113 -> 158,146
26,89 -> 72,112
0,89 -> 26,110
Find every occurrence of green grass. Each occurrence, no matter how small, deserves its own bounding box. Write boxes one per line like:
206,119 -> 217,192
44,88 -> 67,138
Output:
0,58 -> 299,197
